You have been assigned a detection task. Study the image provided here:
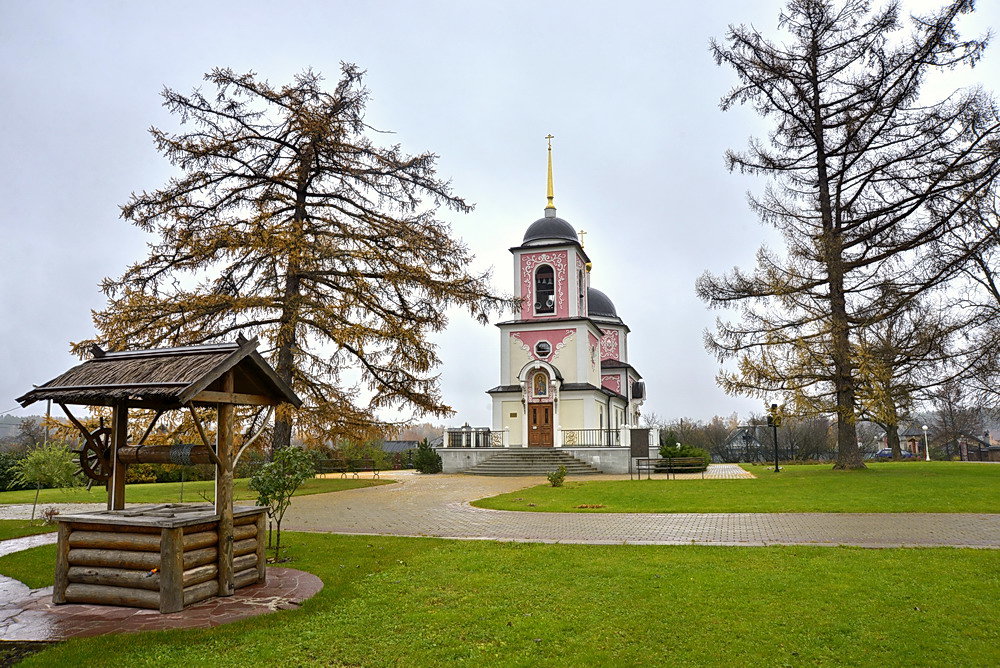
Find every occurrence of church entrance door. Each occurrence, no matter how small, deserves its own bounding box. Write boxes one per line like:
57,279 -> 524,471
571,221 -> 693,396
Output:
528,403 -> 553,447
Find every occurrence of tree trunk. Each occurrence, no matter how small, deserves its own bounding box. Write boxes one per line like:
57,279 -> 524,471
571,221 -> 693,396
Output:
32,485 -> 39,521
887,424 -> 901,461
271,143 -> 314,451
808,35 -> 863,471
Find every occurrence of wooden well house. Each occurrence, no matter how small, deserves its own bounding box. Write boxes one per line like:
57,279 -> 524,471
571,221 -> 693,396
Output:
17,337 -> 301,613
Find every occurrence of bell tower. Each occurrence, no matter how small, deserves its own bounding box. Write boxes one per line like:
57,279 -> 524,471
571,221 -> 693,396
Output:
511,136 -> 589,321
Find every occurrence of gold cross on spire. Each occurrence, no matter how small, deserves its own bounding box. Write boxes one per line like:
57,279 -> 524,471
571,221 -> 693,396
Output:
578,229 -> 587,248
545,134 -> 555,210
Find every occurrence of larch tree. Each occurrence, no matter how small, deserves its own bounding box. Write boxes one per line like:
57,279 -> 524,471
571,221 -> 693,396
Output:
854,300 -> 962,459
79,66 -> 513,450
941,196 -> 1000,408
699,0 -> 1000,469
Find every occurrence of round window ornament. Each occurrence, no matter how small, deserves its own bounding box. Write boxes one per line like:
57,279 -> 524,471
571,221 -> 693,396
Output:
535,341 -> 552,358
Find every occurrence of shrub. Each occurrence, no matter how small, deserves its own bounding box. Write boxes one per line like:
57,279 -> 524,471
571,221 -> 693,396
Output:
125,463 -> 158,484
0,451 -> 30,491
547,465 -> 567,487
249,447 -> 315,560
413,438 -> 442,474
657,442 -> 710,472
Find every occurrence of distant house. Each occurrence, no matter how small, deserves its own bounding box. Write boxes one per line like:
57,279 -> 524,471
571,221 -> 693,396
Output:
718,426 -> 768,463
380,440 -> 419,455
377,440 -> 419,468
898,423 -> 926,455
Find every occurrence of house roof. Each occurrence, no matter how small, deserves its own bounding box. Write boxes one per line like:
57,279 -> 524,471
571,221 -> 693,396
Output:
601,359 -> 643,379
380,440 -> 419,453
485,382 -> 626,401
17,337 -> 301,410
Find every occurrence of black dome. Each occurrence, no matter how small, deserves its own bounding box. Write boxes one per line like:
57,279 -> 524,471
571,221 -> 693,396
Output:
523,216 -> 578,245
588,288 -> 619,321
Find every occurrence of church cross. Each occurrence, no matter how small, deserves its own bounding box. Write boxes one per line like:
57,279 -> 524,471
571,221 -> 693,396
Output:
578,229 -> 587,248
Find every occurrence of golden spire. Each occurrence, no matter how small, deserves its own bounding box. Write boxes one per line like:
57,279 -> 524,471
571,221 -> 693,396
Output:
545,134 -> 555,210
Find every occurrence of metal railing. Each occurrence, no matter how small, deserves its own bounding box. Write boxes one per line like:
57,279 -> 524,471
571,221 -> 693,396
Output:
443,427 -> 508,448
560,429 -> 621,447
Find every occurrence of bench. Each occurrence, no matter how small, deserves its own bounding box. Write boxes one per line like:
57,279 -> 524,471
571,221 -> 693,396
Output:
315,458 -> 380,479
631,457 -> 707,480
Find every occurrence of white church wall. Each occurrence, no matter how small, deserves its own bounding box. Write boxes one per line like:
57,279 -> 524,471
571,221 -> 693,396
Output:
551,333 -> 577,382
502,401 -> 522,446
595,399 -> 606,430
559,399 -> 584,431
508,336 -> 531,384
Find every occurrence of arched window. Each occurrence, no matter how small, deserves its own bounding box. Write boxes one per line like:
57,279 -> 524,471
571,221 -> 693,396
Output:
534,265 -> 555,314
578,269 -> 585,313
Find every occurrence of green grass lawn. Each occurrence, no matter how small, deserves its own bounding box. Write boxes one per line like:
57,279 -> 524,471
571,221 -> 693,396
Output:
0,519 -> 56,542
0,476 -> 392,507
474,462 -> 1000,513
0,543 -> 55,588
1,533 -> 997,666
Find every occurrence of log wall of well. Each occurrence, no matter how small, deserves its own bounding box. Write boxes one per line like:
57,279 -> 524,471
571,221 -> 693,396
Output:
53,504 -> 266,614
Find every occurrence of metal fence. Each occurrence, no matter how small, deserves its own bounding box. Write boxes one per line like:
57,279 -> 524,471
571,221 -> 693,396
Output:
444,428 -> 506,448
560,429 -> 621,447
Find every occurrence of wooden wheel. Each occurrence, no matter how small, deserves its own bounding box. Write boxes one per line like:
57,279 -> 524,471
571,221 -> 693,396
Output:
73,427 -> 112,483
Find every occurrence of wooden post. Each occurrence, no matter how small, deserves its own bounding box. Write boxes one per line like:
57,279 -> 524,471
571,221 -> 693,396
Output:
216,371 -> 235,596
255,510 -> 267,584
159,526 -> 184,613
109,402 -> 128,510
53,522 -> 71,604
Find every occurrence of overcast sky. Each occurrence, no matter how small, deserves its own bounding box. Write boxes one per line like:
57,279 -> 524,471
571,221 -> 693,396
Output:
1,1 -> 997,427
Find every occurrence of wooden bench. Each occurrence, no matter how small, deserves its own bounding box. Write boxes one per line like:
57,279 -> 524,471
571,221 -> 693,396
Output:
632,457 -> 707,480
315,458 -> 380,479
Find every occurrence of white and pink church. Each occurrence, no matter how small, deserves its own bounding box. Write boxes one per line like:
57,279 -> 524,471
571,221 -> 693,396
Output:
440,142 -> 652,474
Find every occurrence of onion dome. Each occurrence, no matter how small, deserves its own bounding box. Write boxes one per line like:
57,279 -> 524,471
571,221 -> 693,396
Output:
587,287 -> 620,322
523,211 -> 579,245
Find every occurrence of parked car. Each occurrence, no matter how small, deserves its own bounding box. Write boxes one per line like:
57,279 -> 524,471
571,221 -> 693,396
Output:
873,448 -> 914,460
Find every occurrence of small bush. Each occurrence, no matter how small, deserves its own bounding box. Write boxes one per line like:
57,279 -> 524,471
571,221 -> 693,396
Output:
547,465 -> 567,487
0,451 -> 30,491
657,442 -> 710,472
250,447 -> 315,560
125,463 -> 158,484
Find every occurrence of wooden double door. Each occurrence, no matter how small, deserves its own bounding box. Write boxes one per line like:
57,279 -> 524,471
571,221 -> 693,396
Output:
528,402 -> 553,447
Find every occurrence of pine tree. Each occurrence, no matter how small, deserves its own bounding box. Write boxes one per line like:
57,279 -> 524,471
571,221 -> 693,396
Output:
80,66 -> 513,449
700,0 -> 1000,469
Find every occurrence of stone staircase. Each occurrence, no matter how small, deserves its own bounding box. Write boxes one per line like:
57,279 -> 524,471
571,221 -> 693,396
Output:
465,448 -> 602,476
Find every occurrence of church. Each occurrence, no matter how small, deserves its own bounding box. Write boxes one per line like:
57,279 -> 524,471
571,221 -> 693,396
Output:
488,140 -> 645,447
440,140 -> 650,473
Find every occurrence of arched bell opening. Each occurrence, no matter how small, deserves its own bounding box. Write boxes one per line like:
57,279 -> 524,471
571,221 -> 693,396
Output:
534,264 -> 555,314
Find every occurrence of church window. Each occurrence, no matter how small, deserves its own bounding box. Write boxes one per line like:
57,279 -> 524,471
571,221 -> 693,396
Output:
534,265 -> 555,314
578,269 -> 584,313
534,341 -> 552,359
532,371 -> 548,397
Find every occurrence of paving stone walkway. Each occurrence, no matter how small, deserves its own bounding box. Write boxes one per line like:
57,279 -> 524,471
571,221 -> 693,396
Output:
283,468 -> 1000,548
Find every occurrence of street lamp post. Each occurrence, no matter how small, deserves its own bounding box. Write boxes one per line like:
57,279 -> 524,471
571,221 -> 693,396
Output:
922,425 -> 930,461
767,403 -> 782,473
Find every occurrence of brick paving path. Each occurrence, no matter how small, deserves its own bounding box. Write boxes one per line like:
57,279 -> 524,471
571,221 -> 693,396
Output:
283,469 -> 1000,548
